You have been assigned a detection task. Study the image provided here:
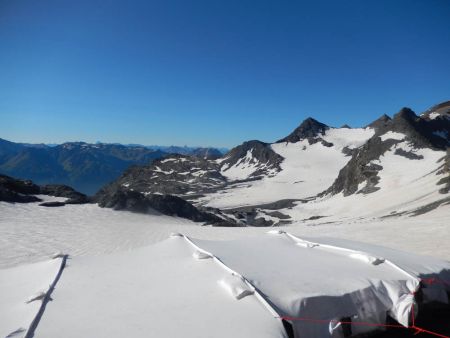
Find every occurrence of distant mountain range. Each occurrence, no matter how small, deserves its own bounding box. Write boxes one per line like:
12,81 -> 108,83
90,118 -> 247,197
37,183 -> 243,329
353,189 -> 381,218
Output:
95,100 -> 450,225
2,100 -> 449,226
0,140 -> 225,195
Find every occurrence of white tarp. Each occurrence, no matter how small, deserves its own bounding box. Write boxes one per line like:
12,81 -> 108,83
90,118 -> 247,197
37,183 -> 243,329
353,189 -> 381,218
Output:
190,232 -> 433,337
1,233 -> 449,338
32,235 -> 287,338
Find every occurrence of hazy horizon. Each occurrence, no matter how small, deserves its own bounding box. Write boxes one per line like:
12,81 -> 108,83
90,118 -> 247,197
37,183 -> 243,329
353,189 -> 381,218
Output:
1,99 -> 447,149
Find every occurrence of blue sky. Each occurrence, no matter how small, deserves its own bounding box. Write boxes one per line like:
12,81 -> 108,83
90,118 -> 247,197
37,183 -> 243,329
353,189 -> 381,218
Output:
1,0 -> 449,148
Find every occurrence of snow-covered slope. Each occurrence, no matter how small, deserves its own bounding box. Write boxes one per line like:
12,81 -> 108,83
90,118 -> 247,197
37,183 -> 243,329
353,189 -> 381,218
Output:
283,140 -> 447,222
200,127 -> 374,208
1,196 -> 449,270
0,257 -> 65,338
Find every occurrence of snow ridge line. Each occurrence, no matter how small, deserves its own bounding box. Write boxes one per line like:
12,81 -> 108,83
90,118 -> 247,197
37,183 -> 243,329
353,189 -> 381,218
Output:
178,234 -> 281,318
282,231 -> 421,283
24,255 -> 68,338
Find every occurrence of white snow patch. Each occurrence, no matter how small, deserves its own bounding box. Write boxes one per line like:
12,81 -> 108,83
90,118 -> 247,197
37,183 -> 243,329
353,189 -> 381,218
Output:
160,158 -> 177,163
152,166 -> 175,175
380,131 -> 406,141
0,258 -> 64,337
429,112 -> 440,120
321,127 -> 375,149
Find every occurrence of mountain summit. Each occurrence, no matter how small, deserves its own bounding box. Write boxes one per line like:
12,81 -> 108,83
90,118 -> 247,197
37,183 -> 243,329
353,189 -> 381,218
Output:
277,117 -> 329,143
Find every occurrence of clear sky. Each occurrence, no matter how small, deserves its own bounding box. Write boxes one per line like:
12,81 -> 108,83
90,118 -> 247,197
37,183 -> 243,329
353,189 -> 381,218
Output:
1,0 -> 449,148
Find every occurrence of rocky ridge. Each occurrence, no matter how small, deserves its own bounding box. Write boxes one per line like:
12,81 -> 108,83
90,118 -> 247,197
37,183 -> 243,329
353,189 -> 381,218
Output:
0,174 -> 89,205
324,106 -> 450,197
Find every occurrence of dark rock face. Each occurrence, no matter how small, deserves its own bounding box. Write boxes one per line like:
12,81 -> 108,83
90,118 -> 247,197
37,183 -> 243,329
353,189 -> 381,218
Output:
221,140 -> 284,178
0,174 -> 88,204
323,137 -> 400,196
420,102 -> 450,147
96,154 -> 227,199
0,188 -> 42,203
342,146 -> 356,157
0,174 -> 41,195
93,144 -> 285,225
95,188 -> 236,226
394,148 -> 424,160
277,117 -> 329,143
373,107 -> 449,150
421,100 -> 450,118
0,175 -> 42,203
97,140 -> 284,207
40,184 -> 89,204
366,114 -> 392,129
39,201 -> 66,207
93,155 -> 242,225
385,108 -> 443,149
321,140 -> 334,147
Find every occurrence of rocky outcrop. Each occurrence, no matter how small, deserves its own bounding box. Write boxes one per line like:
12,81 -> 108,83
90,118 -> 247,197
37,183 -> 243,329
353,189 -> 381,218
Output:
39,201 -> 66,207
276,117 -> 329,144
0,174 -> 88,204
96,154 -> 227,199
94,188 -> 237,226
323,106 -> 450,197
382,108 -> 447,149
220,140 -> 283,178
366,114 -> 392,130
40,184 -> 89,204
323,137 -> 399,196
0,175 -> 42,203
421,100 -> 450,117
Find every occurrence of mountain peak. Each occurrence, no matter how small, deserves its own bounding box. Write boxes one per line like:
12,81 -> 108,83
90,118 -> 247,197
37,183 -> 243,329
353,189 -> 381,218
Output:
277,117 -> 329,143
366,114 -> 392,129
393,107 -> 417,122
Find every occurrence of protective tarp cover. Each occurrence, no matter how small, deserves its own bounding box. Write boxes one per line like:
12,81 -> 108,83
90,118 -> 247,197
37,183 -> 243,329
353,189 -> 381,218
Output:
33,236 -> 288,338
191,232 -> 450,338
2,233 -> 449,338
